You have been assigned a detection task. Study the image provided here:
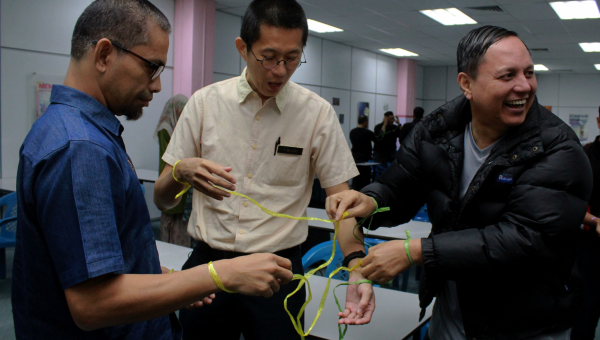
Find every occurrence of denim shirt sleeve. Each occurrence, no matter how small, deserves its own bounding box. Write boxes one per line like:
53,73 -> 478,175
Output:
34,140 -> 125,289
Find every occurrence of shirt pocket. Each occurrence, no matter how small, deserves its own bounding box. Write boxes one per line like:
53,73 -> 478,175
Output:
266,153 -> 307,187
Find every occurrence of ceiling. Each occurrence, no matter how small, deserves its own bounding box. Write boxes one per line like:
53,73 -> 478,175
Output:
215,0 -> 600,74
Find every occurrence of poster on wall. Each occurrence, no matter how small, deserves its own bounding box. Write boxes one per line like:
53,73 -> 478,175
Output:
36,82 -> 53,119
358,102 -> 370,116
569,114 -> 589,142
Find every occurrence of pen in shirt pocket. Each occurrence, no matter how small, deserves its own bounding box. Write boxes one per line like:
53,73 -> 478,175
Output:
274,137 -> 281,156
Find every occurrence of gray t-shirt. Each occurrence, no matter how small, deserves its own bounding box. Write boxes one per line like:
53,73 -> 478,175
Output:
428,123 -> 570,340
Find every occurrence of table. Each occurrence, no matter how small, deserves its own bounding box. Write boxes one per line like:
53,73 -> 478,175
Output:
155,241 -> 431,340
307,207 -> 431,240
136,169 -> 159,183
355,162 -> 381,166
0,177 -> 16,193
303,275 -> 431,340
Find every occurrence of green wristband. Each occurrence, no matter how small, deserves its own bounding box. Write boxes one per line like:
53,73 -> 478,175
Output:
371,197 -> 378,211
404,230 -> 414,265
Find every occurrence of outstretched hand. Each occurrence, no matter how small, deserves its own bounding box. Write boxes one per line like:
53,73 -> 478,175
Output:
338,270 -> 375,325
325,190 -> 377,221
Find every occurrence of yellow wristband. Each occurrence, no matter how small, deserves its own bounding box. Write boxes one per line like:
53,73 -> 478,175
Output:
208,261 -> 236,294
172,160 -> 191,199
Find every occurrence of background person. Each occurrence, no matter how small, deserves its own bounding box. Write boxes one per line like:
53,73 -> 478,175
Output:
153,0 -> 373,339
155,94 -> 193,247
373,111 -> 401,179
350,115 -> 377,191
571,105 -> 600,340
12,1 -> 293,339
398,106 -> 424,144
326,25 -> 591,340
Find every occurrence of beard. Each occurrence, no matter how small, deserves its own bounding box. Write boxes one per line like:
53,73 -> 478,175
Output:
122,105 -> 144,121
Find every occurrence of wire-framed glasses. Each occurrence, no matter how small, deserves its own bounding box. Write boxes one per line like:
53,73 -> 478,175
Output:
92,40 -> 165,80
249,49 -> 306,70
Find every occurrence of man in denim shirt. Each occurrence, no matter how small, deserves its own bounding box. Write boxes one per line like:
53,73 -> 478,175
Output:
12,1 -> 293,339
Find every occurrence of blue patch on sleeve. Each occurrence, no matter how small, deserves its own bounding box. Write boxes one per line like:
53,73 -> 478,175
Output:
498,174 -> 513,184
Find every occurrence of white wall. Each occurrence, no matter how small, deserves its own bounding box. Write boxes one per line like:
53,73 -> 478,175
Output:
1,0 -> 176,218
212,11 -> 403,144
419,65 -> 600,143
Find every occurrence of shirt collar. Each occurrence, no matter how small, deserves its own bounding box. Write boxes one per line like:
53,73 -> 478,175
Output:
49,85 -> 123,136
237,67 -> 289,113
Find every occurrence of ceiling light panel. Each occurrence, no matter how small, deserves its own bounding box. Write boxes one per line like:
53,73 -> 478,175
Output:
580,42 -> 600,52
550,1 -> 600,19
534,64 -> 549,71
307,19 -> 343,33
595,64 -> 600,70
420,8 -> 477,25
380,48 -> 419,57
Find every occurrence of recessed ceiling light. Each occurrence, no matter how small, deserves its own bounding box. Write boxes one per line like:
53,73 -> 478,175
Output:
595,64 -> 600,70
579,42 -> 600,52
550,1 -> 600,19
534,64 -> 549,71
420,8 -> 477,25
307,19 -> 343,33
379,48 -> 419,57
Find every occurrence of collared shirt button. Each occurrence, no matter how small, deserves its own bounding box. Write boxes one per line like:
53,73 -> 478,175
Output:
255,116 -> 261,121
239,229 -> 245,234
243,201 -> 249,207
252,144 -> 257,149
247,173 -> 253,179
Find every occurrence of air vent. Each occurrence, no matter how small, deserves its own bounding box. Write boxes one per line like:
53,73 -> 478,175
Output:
530,48 -> 549,52
466,6 -> 503,12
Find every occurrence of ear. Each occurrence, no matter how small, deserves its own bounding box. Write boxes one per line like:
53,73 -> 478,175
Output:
93,38 -> 115,74
457,72 -> 473,100
235,37 -> 248,62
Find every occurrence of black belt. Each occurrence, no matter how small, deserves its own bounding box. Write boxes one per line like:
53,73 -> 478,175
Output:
193,240 -> 301,260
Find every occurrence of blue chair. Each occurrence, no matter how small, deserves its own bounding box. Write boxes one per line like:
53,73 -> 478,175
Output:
413,204 -> 430,222
420,320 -> 430,340
302,238 -> 387,282
0,192 -> 17,279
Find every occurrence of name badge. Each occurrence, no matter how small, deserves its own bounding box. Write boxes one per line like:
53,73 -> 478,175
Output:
277,145 -> 303,155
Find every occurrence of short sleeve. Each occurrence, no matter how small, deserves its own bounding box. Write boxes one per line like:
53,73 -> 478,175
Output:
35,141 -> 125,289
162,92 -> 203,166
311,104 -> 359,188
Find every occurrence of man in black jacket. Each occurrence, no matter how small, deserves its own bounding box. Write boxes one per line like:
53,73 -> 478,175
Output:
326,25 -> 591,340
350,115 -> 377,191
398,106 -> 424,144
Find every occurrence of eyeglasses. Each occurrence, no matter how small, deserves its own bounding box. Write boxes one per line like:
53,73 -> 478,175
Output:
249,49 -> 306,70
92,40 -> 165,80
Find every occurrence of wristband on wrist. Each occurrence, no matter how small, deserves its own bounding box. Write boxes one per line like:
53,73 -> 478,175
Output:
172,160 -> 191,199
207,261 -> 236,293
404,230 -> 414,265
371,197 -> 379,211
342,250 -> 367,268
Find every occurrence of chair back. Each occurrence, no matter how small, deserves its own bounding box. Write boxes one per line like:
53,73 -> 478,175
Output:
413,204 -> 430,222
0,193 -> 17,239
302,240 -> 348,280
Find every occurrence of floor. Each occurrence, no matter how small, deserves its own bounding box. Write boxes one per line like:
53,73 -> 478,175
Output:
2,223 -> 600,339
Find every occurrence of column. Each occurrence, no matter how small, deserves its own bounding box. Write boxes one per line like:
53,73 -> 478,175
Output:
396,58 -> 418,124
173,0 -> 216,97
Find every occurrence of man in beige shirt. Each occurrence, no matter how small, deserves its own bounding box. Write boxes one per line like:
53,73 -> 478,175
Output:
153,0 -> 374,339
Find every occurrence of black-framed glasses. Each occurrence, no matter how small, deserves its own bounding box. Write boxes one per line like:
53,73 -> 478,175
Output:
92,40 -> 165,80
249,49 -> 306,70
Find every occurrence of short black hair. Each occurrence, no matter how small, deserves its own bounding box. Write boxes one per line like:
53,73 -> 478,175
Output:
457,25 -> 522,78
240,0 -> 308,51
71,0 -> 171,60
358,115 -> 368,125
413,107 -> 424,120
384,111 -> 394,117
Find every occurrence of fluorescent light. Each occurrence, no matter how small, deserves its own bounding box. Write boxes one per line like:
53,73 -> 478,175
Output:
380,48 -> 419,57
595,64 -> 600,70
580,42 -> 600,52
534,64 -> 549,71
420,8 -> 477,25
307,19 -> 343,33
550,1 -> 600,19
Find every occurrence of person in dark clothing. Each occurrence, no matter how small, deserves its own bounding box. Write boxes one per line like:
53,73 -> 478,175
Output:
571,106 -> 600,340
327,25 -> 591,340
350,115 -> 377,191
398,106 -> 424,144
373,111 -> 401,164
